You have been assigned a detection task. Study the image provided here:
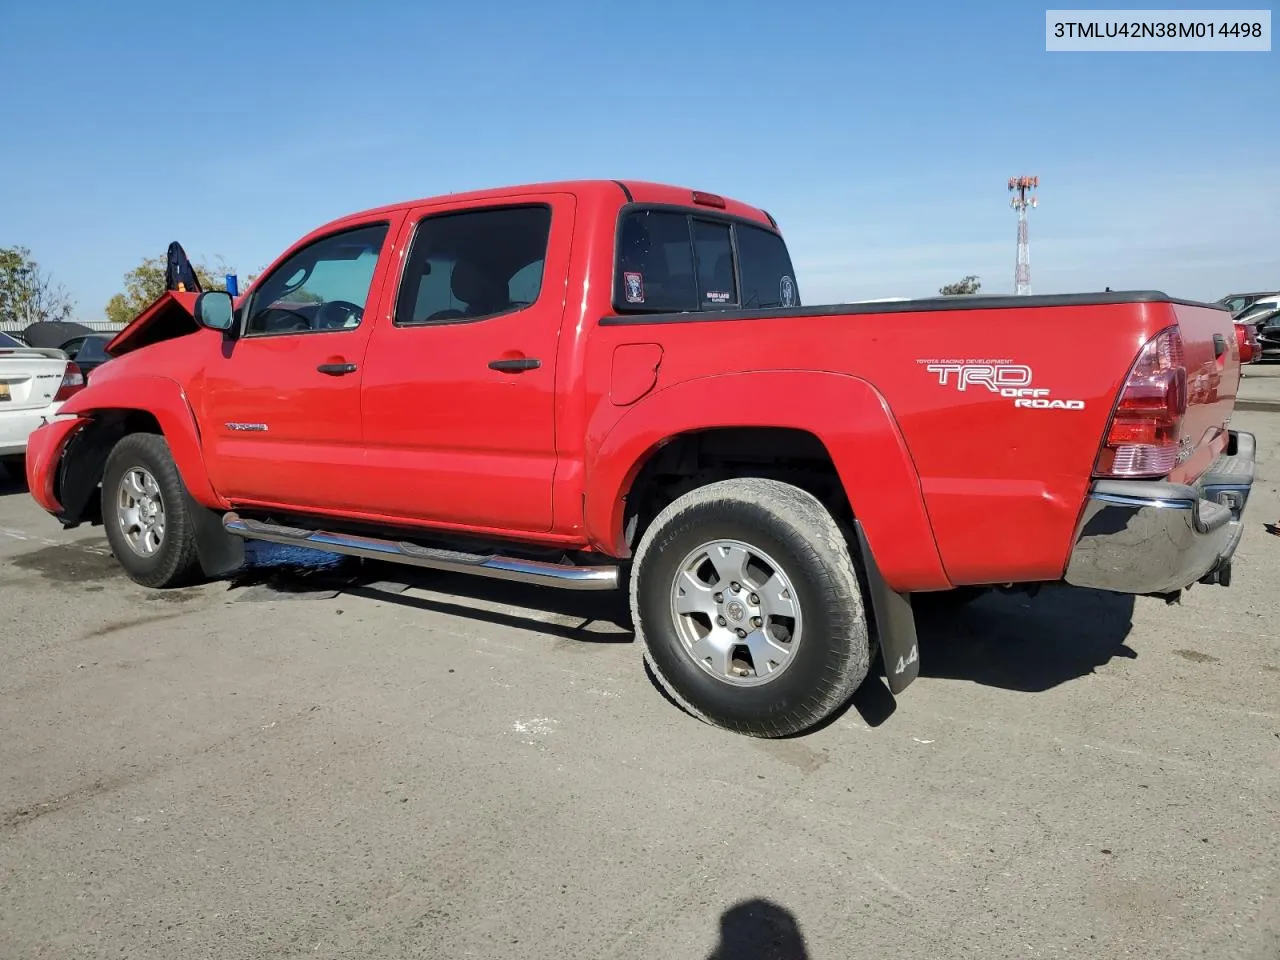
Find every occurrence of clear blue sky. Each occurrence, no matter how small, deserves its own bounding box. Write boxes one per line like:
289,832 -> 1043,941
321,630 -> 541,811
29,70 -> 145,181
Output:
1,1 -> 1276,318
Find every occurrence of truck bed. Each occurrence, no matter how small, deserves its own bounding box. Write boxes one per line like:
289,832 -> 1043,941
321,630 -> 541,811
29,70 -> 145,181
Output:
592,290 -> 1238,588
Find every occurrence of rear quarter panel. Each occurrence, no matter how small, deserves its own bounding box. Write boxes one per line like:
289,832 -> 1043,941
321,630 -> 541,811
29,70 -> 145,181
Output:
586,299 -> 1205,588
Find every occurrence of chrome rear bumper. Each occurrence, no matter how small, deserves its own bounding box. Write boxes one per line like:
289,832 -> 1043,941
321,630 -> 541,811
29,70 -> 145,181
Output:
1064,431 -> 1254,595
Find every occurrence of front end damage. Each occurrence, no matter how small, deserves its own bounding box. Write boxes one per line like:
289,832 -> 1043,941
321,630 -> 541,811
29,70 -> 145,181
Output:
25,415 -> 88,519
27,412 -> 139,528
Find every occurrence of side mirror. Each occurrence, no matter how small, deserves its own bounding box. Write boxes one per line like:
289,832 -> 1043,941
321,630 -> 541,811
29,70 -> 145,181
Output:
194,290 -> 236,332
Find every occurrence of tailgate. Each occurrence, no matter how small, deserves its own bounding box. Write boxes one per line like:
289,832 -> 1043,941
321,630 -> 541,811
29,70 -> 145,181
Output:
1169,303 -> 1239,485
0,348 -> 67,412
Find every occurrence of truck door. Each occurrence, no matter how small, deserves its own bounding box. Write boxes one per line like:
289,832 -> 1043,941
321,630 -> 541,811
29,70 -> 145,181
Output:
199,217 -> 400,510
358,194 -> 574,533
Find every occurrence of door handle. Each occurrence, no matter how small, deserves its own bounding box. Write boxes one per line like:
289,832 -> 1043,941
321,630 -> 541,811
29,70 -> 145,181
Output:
1213,334 -> 1228,359
317,362 -> 358,376
488,357 -> 541,373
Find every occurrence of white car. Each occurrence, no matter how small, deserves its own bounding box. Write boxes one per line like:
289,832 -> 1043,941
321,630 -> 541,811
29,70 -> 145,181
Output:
1235,296 -> 1280,326
0,331 -> 84,477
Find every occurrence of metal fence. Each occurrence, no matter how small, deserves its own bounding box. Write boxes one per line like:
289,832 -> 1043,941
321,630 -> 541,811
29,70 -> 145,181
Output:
0,320 -> 124,336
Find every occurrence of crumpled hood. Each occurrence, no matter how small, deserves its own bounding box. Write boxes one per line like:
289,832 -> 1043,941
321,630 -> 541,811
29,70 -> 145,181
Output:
105,291 -> 201,357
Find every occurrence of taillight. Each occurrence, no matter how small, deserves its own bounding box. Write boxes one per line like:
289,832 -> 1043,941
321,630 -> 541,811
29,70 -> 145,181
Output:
54,361 -> 84,401
1095,326 -> 1187,478
1234,323 -> 1258,364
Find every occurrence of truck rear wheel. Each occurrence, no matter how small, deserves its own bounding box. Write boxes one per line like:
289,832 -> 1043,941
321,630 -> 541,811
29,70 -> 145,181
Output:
630,478 -> 871,737
101,433 -> 201,589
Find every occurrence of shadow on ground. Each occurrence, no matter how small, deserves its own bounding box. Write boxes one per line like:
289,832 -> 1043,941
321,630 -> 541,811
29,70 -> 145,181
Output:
225,543 -> 632,643
914,585 -> 1137,691
0,462 -> 28,496
840,585 -> 1137,729
706,898 -> 809,960
226,545 -> 1140,727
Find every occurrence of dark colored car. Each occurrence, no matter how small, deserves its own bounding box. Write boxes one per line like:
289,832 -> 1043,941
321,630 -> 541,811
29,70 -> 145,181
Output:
20,320 -> 95,349
59,334 -> 115,381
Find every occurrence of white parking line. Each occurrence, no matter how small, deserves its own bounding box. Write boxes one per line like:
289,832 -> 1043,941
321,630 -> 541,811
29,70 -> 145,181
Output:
0,525 -> 113,555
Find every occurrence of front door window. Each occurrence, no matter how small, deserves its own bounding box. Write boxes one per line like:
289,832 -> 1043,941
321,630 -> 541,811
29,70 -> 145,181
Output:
245,224 -> 389,336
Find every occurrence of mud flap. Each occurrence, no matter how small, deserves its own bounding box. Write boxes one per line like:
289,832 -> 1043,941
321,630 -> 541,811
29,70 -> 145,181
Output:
188,495 -> 244,578
854,520 -> 920,695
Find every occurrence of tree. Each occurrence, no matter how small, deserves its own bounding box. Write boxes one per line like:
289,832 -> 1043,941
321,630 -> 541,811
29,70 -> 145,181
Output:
939,275 -> 981,296
0,246 -> 75,327
105,253 -> 239,326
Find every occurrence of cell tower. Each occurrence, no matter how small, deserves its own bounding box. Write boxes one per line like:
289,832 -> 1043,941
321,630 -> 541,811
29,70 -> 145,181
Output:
1008,175 -> 1039,295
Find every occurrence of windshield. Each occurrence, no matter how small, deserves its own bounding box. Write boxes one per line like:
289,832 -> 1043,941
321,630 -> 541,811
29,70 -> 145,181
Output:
0,332 -> 24,348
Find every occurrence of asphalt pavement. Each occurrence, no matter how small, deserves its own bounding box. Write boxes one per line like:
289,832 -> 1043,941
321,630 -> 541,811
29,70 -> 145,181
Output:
1237,360 -> 1280,412
1,414 -> 1277,960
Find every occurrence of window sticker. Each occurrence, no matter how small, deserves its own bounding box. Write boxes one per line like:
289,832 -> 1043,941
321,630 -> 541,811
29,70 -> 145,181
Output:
624,271 -> 645,304
705,290 -> 732,304
780,275 -> 796,307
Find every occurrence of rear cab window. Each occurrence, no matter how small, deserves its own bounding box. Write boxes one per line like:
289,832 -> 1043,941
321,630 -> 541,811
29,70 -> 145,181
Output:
613,207 -> 798,314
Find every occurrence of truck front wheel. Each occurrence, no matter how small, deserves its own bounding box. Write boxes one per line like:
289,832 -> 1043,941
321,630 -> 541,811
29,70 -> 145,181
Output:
630,478 -> 871,737
101,433 -> 202,589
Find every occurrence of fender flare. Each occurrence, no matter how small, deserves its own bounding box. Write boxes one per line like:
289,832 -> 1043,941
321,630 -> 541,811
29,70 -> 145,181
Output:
584,370 -> 950,593
57,375 -> 225,509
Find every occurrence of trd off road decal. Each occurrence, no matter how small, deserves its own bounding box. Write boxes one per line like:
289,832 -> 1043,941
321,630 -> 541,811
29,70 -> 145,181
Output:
917,358 -> 1086,410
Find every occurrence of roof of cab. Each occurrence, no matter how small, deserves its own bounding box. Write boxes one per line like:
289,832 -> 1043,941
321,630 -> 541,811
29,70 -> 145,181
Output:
320,179 -> 777,233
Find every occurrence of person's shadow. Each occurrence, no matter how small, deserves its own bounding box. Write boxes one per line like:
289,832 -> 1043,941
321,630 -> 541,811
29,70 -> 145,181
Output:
706,899 -> 809,960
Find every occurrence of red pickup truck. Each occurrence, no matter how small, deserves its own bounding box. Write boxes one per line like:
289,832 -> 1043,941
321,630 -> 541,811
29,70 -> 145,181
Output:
25,179 -> 1255,737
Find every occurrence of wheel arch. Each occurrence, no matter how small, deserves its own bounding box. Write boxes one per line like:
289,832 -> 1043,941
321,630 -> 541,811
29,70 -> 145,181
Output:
52,377 -> 243,578
584,370 -> 951,593
56,375 -> 224,519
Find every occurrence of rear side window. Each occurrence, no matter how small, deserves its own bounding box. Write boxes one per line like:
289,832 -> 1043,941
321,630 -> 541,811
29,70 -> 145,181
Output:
737,224 -> 799,309
692,220 -> 735,307
616,210 -> 697,313
614,209 -> 798,313
396,205 -> 552,325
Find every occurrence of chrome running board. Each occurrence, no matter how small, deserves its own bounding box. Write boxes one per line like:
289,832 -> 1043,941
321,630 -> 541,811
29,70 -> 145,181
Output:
222,512 -> 619,591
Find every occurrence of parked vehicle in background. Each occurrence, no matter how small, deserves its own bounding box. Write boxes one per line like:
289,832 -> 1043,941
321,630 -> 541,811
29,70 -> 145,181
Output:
23,179 -> 1257,737
1234,295 -> 1280,327
1217,291 -> 1278,315
1250,308 -> 1280,358
20,320 -> 96,351
0,331 -> 84,477
1234,315 -> 1263,364
59,334 -> 115,381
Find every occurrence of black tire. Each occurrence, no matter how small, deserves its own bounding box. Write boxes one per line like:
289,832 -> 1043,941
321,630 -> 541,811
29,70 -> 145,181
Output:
630,478 -> 871,738
101,433 -> 201,589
